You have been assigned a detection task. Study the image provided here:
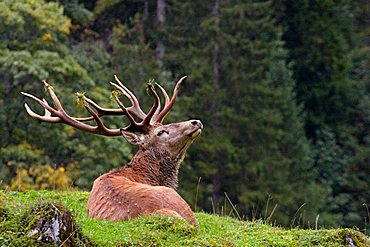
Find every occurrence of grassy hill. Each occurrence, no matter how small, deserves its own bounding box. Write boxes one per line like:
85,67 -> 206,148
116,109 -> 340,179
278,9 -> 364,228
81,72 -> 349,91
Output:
0,190 -> 369,246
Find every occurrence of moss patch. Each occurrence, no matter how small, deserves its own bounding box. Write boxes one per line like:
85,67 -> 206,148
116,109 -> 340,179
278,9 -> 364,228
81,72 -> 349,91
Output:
0,190 -> 369,247
336,229 -> 370,247
0,191 -> 9,221
0,192 -> 92,246
0,193 -> 3,218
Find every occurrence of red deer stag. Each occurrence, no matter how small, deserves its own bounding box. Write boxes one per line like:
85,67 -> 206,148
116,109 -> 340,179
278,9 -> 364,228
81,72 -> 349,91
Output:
21,76 -> 202,226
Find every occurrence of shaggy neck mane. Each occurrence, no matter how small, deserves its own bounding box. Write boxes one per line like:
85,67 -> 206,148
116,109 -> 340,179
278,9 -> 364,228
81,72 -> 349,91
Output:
111,147 -> 185,190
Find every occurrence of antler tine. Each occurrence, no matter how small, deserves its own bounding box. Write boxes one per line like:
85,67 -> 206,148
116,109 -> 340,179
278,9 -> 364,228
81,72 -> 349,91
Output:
43,99 -> 52,117
113,75 -> 146,119
110,84 -> 160,131
43,80 -> 65,112
152,82 -> 169,122
114,75 -> 134,97
82,100 -> 108,131
73,95 -> 126,122
110,81 -> 146,119
155,76 -> 187,123
155,83 -> 170,106
21,92 -> 61,122
142,83 -> 160,126
111,91 -> 142,130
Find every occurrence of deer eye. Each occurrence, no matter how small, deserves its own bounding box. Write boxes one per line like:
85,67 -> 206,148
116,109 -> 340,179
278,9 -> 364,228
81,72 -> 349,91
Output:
157,130 -> 168,136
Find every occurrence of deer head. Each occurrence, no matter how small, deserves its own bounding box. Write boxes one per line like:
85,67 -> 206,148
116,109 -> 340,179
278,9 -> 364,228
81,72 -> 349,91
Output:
21,76 -> 203,167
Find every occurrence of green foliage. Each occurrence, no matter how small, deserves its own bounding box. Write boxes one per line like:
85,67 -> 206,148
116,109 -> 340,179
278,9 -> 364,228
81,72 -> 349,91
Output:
1,190 -> 369,246
282,0 -> 370,230
0,0 -> 88,187
111,19 -> 166,92
57,0 -> 94,26
94,0 -> 121,16
0,0 -> 71,50
283,0 -> 356,135
10,164 -> 73,191
165,0 -> 322,227
0,0 -> 132,191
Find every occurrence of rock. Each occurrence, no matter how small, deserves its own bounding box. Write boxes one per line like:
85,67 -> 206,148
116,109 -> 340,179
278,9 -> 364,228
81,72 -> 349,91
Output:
345,232 -> 356,247
24,202 -> 91,246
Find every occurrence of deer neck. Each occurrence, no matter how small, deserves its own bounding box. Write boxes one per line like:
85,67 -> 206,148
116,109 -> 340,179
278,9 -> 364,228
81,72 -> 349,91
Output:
120,147 -> 185,190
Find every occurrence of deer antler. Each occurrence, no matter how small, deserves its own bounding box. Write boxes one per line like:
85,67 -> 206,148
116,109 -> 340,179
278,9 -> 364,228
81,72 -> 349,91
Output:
110,75 -> 147,119
154,76 -> 187,123
22,76 -> 186,135
109,75 -> 187,124
21,81 -> 122,136
111,82 -> 160,131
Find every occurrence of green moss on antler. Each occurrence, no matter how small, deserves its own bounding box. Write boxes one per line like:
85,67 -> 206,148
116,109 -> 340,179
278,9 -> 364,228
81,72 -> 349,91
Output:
111,89 -> 123,99
76,92 -> 87,107
146,79 -> 156,95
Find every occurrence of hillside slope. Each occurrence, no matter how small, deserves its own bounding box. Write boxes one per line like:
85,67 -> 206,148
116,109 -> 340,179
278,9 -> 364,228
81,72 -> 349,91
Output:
0,190 -> 369,246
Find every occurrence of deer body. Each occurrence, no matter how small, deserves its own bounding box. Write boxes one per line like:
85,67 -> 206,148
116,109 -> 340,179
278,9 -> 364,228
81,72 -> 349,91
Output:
22,76 -> 202,226
88,120 -> 202,226
88,168 -> 197,225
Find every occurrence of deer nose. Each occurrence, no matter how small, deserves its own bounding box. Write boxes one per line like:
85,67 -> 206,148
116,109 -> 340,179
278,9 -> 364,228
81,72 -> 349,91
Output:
191,120 -> 203,129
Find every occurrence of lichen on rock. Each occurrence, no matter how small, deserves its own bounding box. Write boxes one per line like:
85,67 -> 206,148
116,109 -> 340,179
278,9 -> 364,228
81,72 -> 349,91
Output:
337,229 -> 370,247
23,202 -> 91,246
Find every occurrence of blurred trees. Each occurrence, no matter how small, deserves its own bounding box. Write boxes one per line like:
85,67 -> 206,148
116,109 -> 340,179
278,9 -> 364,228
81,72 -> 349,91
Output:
164,0 -> 323,226
0,0 -> 132,189
281,0 -> 370,229
0,0 -> 368,231
0,0 -> 88,186
10,163 -> 73,191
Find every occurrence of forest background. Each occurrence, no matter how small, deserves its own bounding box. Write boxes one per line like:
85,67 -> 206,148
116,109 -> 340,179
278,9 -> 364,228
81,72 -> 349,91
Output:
0,0 -> 369,232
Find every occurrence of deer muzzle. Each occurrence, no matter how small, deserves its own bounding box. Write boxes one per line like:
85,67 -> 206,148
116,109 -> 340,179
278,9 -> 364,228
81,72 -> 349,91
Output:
187,120 -> 203,138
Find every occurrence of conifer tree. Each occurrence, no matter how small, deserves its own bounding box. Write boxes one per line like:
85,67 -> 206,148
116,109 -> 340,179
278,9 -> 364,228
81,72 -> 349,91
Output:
282,0 -> 370,229
164,0 -> 323,225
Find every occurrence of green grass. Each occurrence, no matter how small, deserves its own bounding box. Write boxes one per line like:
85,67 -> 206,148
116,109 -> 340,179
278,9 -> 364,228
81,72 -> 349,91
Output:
0,190 -> 369,246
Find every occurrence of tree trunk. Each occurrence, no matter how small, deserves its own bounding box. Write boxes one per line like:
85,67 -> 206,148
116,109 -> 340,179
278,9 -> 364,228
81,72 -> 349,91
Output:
143,0 -> 149,21
156,0 -> 166,60
212,0 -> 220,88
2,76 -> 12,147
211,0 -> 222,205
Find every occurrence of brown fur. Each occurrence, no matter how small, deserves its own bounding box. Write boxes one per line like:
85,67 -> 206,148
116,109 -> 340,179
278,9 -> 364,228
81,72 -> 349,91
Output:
87,120 -> 202,226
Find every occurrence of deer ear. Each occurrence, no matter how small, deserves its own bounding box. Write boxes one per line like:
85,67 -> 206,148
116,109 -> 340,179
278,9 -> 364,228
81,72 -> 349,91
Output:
120,129 -> 145,146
